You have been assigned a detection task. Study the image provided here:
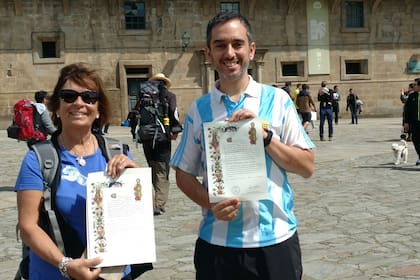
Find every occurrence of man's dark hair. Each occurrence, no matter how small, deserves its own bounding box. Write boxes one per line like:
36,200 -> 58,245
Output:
206,11 -> 253,48
284,81 -> 292,87
34,91 -> 47,103
321,81 -> 327,87
302,84 -> 309,90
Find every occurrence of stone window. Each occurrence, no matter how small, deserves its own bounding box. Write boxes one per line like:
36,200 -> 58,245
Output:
276,59 -> 307,83
340,57 -> 371,80
346,61 -> 366,74
345,1 -> 364,28
124,1 -> 145,30
42,42 -> 57,58
282,63 -> 299,77
341,0 -> 368,32
32,32 -> 64,64
220,2 -> 240,14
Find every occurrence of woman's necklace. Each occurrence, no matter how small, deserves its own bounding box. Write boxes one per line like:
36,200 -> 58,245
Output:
77,154 -> 87,167
61,134 -> 93,167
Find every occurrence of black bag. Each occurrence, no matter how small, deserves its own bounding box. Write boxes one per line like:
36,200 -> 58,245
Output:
136,80 -> 170,144
7,124 -> 20,139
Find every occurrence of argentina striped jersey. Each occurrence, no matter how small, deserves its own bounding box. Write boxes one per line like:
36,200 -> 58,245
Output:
170,77 -> 315,248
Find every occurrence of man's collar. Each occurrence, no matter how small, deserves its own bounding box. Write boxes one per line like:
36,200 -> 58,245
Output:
214,76 -> 259,102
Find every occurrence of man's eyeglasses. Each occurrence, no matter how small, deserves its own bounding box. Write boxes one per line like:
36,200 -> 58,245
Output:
59,89 -> 99,104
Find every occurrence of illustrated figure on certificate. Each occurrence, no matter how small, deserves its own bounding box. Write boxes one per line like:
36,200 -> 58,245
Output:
134,178 -> 142,201
248,122 -> 257,144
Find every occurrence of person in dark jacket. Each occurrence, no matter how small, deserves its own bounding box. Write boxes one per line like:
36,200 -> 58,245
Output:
403,78 -> 420,165
346,88 -> 359,125
331,85 -> 341,125
318,81 -> 333,141
400,83 -> 415,141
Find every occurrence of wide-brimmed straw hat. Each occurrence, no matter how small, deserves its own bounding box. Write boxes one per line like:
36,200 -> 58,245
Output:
149,73 -> 172,88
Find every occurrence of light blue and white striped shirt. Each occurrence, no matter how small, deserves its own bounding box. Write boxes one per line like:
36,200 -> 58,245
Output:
171,77 -> 315,248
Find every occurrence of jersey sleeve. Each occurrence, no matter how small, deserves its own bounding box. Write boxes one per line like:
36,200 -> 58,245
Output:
170,104 -> 203,177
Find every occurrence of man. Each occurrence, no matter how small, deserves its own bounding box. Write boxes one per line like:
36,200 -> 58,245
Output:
293,83 -> 302,111
170,12 -> 314,280
346,88 -> 359,125
331,85 -> 340,125
403,78 -> 420,165
282,81 -> 292,99
400,83 -> 415,141
137,73 -> 181,215
296,84 -> 316,133
29,91 -> 56,147
317,81 -> 333,141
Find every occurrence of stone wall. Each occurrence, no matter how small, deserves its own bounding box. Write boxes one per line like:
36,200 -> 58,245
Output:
0,0 -> 419,128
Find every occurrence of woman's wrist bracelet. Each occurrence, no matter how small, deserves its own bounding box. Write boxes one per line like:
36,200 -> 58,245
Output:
58,257 -> 73,279
264,130 -> 273,147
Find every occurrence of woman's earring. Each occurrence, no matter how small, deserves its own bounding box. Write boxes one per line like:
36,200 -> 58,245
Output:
96,114 -> 100,119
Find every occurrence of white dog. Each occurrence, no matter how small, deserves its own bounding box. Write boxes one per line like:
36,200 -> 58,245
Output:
391,139 -> 408,165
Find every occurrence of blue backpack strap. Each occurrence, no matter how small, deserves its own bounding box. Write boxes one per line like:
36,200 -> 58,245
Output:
31,140 -> 66,253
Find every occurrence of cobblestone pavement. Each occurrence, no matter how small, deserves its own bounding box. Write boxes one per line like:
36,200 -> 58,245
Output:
0,118 -> 419,280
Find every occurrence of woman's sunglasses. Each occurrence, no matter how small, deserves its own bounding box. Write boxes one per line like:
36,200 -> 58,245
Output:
59,89 -> 99,104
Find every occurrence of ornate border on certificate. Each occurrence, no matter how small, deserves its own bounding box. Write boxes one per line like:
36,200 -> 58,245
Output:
206,126 -> 225,197
90,181 -> 107,254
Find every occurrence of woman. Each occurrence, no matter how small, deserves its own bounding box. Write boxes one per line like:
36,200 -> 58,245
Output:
15,63 -> 149,279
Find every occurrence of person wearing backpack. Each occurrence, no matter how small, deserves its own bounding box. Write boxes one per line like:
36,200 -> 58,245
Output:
135,73 -> 182,216
14,63 -> 152,280
318,81 -> 334,141
28,90 -> 57,146
7,91 -> 57,147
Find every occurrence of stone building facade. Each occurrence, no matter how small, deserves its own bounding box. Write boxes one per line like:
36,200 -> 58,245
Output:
1,0 -> 419,128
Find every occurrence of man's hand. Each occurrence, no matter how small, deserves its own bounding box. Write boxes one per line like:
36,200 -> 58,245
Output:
226,109 -> 256,122
210,198 -> 241,221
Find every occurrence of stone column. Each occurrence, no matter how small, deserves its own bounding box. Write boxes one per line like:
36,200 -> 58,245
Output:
253,48 -> 268,83
197,49 -> 213,94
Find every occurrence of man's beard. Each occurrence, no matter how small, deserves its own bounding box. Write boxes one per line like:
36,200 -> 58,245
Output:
217,60 -> 249,81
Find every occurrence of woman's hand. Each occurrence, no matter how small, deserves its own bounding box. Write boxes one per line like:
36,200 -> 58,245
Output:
66,257 -> 102,280
107,154 -> 139,178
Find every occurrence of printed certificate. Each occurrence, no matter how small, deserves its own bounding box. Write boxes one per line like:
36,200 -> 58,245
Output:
203,118 -> 269,202
86,168 -> 156,268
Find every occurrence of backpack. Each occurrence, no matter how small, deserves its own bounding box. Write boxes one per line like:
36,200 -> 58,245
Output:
15,134 -> 153,280
135,80 -> 170,146
7,99 -> 46,142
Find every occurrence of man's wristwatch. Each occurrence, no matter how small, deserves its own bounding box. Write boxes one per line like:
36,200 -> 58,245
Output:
58,257 -> 73,279
264,130 -> 273,147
